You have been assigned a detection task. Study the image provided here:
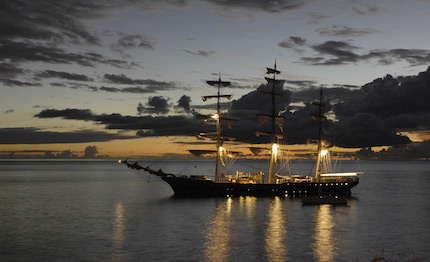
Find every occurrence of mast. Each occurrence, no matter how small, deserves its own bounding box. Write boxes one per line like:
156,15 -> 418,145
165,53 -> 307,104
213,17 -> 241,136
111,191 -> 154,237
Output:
205,74 -> 232,182
313,87 -> 325,179
257,61 -> 284,184
268,62 -> 278,184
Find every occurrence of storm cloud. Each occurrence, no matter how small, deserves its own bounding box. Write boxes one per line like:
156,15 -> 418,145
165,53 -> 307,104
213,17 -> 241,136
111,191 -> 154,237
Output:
0,127 -> 132,144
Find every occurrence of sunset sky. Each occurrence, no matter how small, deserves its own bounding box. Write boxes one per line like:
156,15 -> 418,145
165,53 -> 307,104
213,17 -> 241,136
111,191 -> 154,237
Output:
1,0 -> 430,159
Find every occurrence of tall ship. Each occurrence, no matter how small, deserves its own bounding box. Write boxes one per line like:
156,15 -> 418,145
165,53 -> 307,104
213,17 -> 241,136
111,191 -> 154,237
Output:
121,63 -> 361,197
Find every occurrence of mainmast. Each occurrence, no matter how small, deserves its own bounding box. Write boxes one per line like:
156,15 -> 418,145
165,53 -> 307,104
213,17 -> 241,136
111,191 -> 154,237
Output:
204,74 -> 232,182
256,62 -> 285,184
312,87 -> 326,179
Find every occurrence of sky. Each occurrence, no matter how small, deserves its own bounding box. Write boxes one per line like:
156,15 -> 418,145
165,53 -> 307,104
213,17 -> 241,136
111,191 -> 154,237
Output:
1,0 -> 430,159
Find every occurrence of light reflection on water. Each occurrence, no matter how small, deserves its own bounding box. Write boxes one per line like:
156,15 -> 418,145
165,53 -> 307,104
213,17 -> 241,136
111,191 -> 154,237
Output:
312,205 -> 336,262
203,198 -> 233,262
112,202 -> 125,261
265,197 -> 288,262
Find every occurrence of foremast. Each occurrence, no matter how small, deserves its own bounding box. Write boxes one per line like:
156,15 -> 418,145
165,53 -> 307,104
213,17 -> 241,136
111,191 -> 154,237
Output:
204,74 -> 232,182
256,62 -> 285,184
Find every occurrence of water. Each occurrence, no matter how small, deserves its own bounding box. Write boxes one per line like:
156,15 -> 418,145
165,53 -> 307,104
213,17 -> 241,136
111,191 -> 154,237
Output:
0,160 -> 429,261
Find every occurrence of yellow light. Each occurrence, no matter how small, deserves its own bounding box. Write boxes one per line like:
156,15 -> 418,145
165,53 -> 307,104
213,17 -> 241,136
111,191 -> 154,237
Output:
272,143 -> 278,162
272,143 -> 278,155
320,149 -> 328,157
211,113 -> 219,119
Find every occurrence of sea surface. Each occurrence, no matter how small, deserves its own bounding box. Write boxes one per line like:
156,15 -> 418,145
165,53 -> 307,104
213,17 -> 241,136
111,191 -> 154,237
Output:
0,159 -> 429,262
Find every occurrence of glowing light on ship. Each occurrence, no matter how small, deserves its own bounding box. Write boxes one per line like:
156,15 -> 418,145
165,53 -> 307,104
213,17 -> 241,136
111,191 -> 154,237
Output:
272,143 -> 279,162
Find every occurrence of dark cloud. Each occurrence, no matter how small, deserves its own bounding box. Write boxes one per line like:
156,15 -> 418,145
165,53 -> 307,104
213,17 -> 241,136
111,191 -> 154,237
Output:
291,39 -> 430,66
139,96 -> 170,115
83,145 -> 98,158
0,127 -> 132,144
351,4 -> 381,16
34,108 -> 204,137
103,73 -> 177,90
358,140 -> 430,160
100,86 -> 154,94
48,82 -> 171,94
364,49 -> 430,67
290,87 -> 360,104
0,0 -> 100,45
278,36 -> 307,53
204,0 -> 307,13
0,39 -> 134,69
0,62 -> 25,78
316,25 -> 381,37
334,68 -> 430,130
176,95 -> 192,113
0,79 -> 41,87
31,67 -> 430,149
35,108 -> 95,121
182,49 -> 215,57
36,70 -> 93,81
311,41 -> 360,64
113,34 -> 156,50
285,79 -> 318,89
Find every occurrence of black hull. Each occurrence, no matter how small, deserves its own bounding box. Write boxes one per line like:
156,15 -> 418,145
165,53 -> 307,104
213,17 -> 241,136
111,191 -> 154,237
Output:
162,176 -> 359,197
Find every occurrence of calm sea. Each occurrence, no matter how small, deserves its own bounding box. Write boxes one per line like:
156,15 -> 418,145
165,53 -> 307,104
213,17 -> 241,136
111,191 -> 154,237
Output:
0,159 -> 429,262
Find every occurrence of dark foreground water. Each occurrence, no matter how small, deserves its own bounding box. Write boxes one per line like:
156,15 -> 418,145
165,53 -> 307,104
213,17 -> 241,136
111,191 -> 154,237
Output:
0,160 -> 429,261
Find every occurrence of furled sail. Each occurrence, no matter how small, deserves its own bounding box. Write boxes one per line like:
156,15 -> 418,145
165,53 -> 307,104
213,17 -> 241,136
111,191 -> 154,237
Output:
257,114 -> 285,131
189,150 -> 217,157
266,67 -> 280,74
249,147 -> 268,156
264,77 -> 283,85
261,90 -> 282,99
196,132 -> 236,141
206,80 -> 231,87
255,131 -> 283,139
202,95 -> 232,101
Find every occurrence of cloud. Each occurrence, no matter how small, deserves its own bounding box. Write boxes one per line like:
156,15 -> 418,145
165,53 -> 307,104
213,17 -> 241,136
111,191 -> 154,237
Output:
175,95 -> 193,113
113,34 -> 156,50
138,96 -> 170,115
310,41 -> 360,65
351,4 -> 381,16
4,109 -> 14,114
182,49 -> 215,57
0,127 -> 132,144
334,68 -> 430,130
316,24 -> 381,37
204,0 -> 307,13
0,0 -> 100,45
0,39 -> 134,69
0,79 -> 41,87
103,73 -> 177,90
0,62 -> 25,78
36,70 -> 93,81
32,67 -> 430,148
100,86 -> 154,94
289,39 -> 430,66
278,36 -> 307,53
35,108 -> 95,120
